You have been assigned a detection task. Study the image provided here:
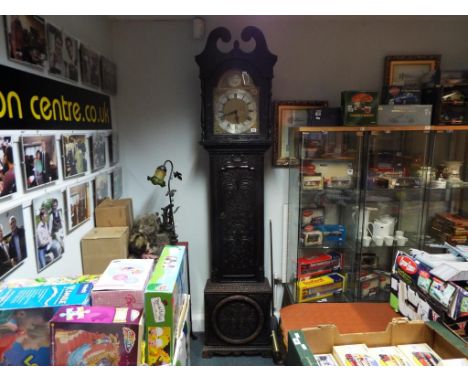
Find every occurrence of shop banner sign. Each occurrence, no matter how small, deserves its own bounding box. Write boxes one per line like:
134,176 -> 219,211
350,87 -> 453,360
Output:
0,64 -> 111,130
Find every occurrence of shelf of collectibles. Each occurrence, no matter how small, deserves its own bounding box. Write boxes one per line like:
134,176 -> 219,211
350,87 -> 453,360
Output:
286,124 -> 468,306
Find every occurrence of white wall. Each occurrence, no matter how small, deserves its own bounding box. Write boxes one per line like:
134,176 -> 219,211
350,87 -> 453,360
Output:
112,15 -> 468,332
0,16 -> 115,282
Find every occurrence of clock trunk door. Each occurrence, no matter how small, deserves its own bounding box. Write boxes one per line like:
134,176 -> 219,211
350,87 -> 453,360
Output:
210,152 -> 264,282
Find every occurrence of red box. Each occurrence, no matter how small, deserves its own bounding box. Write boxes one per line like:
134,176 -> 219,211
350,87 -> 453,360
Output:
297,252 -> 343,280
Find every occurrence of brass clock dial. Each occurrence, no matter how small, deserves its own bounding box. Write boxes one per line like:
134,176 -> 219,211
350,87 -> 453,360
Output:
213,70 -> 259,135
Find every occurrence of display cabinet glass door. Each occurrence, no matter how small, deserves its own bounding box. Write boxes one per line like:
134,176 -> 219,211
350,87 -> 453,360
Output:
422,128 -> 468,251
356,129 -> 429,301
286,128 -> 363,303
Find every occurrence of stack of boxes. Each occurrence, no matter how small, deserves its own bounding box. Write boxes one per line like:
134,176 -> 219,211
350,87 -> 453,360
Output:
430,212 -> 468,245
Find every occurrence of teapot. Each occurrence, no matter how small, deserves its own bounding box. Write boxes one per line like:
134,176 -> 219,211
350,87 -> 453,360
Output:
368,215 -> 397,238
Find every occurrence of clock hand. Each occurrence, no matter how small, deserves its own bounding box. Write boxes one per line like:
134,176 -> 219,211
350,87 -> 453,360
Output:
234,110 -> 239,124
223,110 -> 238,117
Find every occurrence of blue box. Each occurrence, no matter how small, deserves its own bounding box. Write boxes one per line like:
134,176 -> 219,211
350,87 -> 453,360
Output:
0,283 -> 93,366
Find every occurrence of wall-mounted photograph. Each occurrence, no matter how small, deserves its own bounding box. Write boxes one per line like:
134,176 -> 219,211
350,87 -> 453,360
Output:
80,44 -> 101,88
93,173 -> 111,208
63,33 -> 79,82
66,182 -> 91,231
20,135 -> 59,191
0,205 -> 27,281
47,23 -> 64,76
62,134 -> 88,179
4,15 -> 47,69
108,132 -> 119,165
0,137 -> 17,199
32,192 -> 66,272
90,133 -> 106,172
111,167 -> 122,200
101,56 -> 117,95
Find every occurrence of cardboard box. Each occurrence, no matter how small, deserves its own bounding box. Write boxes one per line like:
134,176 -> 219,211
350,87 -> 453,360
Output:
81,227 -> 129,274
144,245 -> 188,366
50,305 -> 144,366
287,319 -> 468,366
91,259 -> 155,310
341,91 -> 379,126
377,105 -> 432,126
95,198 -> 133,228
297,273 -> 346,303
0,283 -> 93,366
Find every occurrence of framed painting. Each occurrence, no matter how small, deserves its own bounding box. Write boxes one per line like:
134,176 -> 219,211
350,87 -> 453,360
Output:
384,55 -> 441,88
273,100 -> 328,166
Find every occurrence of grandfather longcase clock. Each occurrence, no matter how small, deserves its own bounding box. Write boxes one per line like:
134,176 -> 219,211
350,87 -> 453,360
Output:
196,26 -> 277,356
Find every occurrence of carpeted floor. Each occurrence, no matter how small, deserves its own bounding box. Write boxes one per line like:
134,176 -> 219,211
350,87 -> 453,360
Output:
189,332 -> 277,366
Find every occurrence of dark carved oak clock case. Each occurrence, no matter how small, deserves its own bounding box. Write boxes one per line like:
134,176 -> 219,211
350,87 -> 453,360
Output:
196,26 -> 277,356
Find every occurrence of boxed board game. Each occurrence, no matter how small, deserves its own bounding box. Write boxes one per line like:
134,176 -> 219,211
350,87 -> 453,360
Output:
341,91 -> 379,126
332,343 -> 379,366
377,105 -> 432,126
297,252 -> 342,280
287,318 -> 468,366
0,282 -> 93,365
91,259 -> 155,310
50,305 -> 144,366
144,245 -> 188,366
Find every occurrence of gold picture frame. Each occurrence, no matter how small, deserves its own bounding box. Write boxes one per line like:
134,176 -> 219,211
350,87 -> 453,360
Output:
384,55 -> 441,88
273,101 -> 328,167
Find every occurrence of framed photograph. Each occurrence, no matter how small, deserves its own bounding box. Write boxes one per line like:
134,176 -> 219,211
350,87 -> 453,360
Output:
66,182 -> 91,231
384,55 -> 441,88
0,137 -> 17,199
0,205 -> 27,280
63,33 -> 79,82
108,132 -> 119,165
111,167 -> 122,200
80,44 -> 101,88
273,101 -> 328,166
101,56 -> 117,95
32,192 -> 66,272
4,15 -> 47,69
93,173 -> 111,208
90,133 -> 106,172
20,135 -> 59,191
62,134 -> 89,179
46,23 -> 64,76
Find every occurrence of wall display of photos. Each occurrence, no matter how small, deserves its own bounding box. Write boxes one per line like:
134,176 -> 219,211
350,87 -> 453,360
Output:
62,32 -> 80,82
20,135 -> 59,191
108,132 -> 119,166
111,167 -> 123,200
66,182 -> 91,232
4,16 -> 47,69
90,133 -> 107,172
62,135 -> 89,179
32,192 -> 66,272
0,205 -> 27,281
93,173 -> 111,208
0,137 -> 17,199
80,44 -> 101,89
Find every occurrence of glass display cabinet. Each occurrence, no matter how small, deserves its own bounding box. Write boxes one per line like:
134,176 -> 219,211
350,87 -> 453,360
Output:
285,125 -> 468,305
286,127 -> 364,304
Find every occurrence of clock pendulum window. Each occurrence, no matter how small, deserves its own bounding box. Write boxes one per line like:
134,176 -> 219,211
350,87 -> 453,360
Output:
196,26 -> 277,357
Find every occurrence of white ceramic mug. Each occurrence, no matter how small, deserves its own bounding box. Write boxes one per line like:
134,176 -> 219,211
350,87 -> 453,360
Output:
373,235 -> 384,246
396,236 -> 409,246
395,230 -> 404,238
384,236 -> 394,246
362,236 -> 371,247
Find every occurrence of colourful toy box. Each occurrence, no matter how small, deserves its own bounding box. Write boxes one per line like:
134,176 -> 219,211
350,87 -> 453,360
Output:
297,273 -> 346,303
0,283 -> 93,366
91,259 -> 155,310
144,245 -> 188,366
50,305 -> 144,366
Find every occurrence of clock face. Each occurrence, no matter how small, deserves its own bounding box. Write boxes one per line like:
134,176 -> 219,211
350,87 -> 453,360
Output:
213,70 -> 259,135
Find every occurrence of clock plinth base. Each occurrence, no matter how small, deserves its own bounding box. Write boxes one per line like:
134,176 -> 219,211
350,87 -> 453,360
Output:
202,344 -> 272,358
203,279 -> 272,357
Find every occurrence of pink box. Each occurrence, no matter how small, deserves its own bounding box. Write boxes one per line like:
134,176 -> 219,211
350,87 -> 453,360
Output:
50,305 -> 144,366
91,259 -> 155,310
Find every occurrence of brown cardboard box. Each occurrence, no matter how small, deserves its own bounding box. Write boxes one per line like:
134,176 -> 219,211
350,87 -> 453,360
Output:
81,227 -> 129,274
287,318 -> 468,366
95,198 -> 133,228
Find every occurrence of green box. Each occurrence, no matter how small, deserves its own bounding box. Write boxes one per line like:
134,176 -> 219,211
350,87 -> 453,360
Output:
341,91 -> 379,126
144,245 -> 187,366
